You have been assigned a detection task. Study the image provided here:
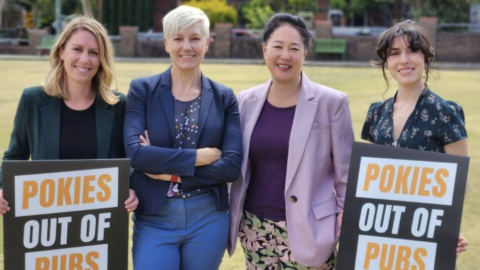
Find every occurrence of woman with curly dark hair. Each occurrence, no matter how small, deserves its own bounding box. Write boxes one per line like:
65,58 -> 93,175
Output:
361,20 -> 468,258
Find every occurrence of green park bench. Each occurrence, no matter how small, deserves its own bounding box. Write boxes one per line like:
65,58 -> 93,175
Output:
37,36 -> 57,54
314,38 -> 347,61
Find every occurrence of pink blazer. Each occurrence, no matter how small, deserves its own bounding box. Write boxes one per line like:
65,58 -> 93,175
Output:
228,73 -> 354,266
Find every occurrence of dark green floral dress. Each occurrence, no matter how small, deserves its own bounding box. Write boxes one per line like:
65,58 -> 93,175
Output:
361,87 -> 467,152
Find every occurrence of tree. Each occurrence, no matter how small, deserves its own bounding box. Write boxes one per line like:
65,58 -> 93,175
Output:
331,0 -> 393,24
241,0 -> 317,29
287,0 -> 317,14
183,0 -> 238,27
241,0 -> 275,28
410,0 -> 476,23
0,0 -> 6,27
19,0 -> 87,28
81,0 -> 93,17
331,0 -> 480,25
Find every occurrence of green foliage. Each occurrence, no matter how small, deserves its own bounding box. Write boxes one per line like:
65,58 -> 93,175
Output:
102,0 -> 110,33
101,0 -> 154,35
287,0 -> 317,14
183,0 -> 238,27
132,0 -> 153,31
330,0 -> 347,10
145,0 -> 153,31
20,0 -> 83,29
108,0 -> 119,35
126,0 -> 135,26
331,0 -> 477,24
330,0 -> 391,21
136,0 -> 146,31
118,0 -> 126,31
241,0 -> 317,29
241,0 -> 275,29
411,0 -> 473,23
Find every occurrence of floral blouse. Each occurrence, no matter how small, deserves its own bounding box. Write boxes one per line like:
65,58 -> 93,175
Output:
361,87 -> 467,153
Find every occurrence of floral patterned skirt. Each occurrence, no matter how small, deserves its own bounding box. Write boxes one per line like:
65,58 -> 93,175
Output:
239,210 -> 336,270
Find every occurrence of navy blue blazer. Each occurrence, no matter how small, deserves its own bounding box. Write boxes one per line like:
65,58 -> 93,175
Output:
0,86 -> 126,187
124,68 -> 242,214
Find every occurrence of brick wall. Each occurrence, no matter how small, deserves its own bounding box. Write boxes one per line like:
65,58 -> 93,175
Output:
345,36 -> 378,62
436,32 -> 480,62
230,38 -> 263,59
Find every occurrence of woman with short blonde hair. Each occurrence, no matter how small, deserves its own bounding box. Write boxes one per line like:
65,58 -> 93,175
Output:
124,5 -> 242,270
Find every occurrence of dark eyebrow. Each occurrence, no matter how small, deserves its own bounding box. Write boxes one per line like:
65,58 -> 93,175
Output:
272,40 -> 301,47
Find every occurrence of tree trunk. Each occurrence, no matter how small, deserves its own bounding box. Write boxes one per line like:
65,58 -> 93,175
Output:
0,0 -> 5,27
98,0 -> 103,21
82,0 -> 94,18
395,0 -> 404,22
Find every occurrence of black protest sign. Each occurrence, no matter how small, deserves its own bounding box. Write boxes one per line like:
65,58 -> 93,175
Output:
337,142 -> 469,270
2,159 -> 130,270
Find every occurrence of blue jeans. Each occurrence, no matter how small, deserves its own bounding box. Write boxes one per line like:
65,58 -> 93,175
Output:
132,192 -> 229,270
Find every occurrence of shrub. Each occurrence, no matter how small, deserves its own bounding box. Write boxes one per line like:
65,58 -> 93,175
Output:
183,0 -> 238,27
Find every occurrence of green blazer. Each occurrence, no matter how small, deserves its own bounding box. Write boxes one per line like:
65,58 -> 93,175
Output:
0,86 -> 126,187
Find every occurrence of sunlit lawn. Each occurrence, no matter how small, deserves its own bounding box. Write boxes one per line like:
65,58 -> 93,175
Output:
0,59 -> 478,269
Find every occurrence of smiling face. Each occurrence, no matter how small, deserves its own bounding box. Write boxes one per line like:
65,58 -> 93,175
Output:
387,35 -> 425,89
263,24 -> 306,84
164,21 -> 209,72
60,29 -> 100,88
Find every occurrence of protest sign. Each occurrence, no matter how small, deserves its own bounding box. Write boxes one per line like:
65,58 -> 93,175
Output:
2,159 -> 130,270
337,142 -> 469,270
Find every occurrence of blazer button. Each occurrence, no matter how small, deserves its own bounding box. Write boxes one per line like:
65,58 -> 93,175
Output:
289,196 -> 298,203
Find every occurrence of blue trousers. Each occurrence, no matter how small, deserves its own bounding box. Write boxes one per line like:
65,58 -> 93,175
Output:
132,193 -> 229,270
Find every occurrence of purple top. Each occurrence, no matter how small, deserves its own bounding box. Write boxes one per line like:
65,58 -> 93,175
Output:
244,99 -> 296,221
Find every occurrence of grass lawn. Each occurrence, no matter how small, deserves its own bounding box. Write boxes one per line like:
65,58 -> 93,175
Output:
0,59 -> 478,269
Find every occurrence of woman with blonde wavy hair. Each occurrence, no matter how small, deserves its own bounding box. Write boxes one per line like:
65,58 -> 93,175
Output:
0,16 -> 138,214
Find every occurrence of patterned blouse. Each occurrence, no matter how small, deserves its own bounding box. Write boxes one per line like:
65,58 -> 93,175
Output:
361,87 -> 467,153
168,96 -> 205,198
173,97 -> 201,150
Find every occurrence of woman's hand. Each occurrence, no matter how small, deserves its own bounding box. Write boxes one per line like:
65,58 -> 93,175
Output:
139,130 -> 151,147
456,234 -> 468,256
0,190 -> 10,214
195,147 -> 221,166
124,189 -> 139,212
337,210 -> 343,239
139,131 -> 176,181
145,173 -> 182,183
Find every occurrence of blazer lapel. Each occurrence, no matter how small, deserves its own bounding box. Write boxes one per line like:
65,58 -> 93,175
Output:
157,69 -> 176,139
196,75 -> 213,141
158,86 -> 175,139
240,81 -> 270,187
96,98 -> 114,159
40,97 -> 61,159
285,74 -> 317,190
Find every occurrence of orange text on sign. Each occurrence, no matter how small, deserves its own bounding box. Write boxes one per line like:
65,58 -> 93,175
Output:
35,251 -> 99,270
363,242 -> 427,270
363,164 -> 448,197
22,174 -> 112,209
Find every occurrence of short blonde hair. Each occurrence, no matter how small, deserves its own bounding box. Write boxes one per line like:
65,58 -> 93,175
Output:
44,16 -> 119,105
163,5 -> 210,39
